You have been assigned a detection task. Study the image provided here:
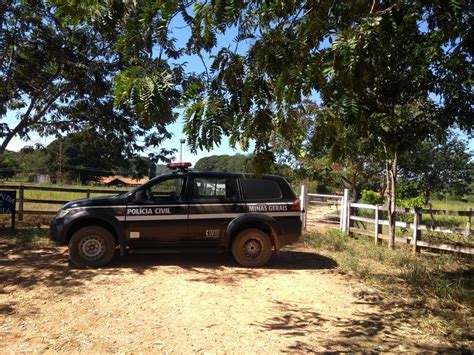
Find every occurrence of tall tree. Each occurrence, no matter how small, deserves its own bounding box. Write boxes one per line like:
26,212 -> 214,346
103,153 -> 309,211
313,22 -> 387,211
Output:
399,134 -> 473,201
314,3 -> 472,247
0,0 -> 180,158
181,1 -> 472,247
45,133 -> 128,182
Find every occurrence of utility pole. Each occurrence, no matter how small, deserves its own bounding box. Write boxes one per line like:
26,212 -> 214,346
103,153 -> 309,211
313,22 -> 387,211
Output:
58,139 -> 63,182
179,138 -> 185,163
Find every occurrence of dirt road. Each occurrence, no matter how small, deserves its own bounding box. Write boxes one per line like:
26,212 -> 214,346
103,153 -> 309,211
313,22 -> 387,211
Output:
1,243 -> 450,352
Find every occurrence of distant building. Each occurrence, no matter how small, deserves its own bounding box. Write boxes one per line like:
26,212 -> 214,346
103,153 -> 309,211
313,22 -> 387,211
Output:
100,176 -> 148,187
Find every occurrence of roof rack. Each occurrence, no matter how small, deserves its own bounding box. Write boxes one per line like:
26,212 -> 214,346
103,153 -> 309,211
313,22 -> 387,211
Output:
167,162 -> 192,172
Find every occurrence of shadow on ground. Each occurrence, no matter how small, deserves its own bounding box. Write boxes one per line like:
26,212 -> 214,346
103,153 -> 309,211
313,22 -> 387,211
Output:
105,249 -> 337,285
0,238 -> 337,292
254,299 -> 463,353
108,249 -> 337,271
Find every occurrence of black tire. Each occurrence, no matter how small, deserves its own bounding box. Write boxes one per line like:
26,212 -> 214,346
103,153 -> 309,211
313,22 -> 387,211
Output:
232,228 -> 272,267
68,226 -> 116,268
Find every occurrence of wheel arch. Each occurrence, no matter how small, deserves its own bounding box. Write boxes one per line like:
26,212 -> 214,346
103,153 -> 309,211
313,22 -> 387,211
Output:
226,214 -> 283,252
64,213 -> 126,254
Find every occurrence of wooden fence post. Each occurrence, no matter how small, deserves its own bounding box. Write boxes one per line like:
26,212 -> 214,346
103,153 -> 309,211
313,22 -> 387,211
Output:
341,189 -> 350,233
466,208 -> 472,237
304,180 -> 309,230
340,193 -> 345,231
374,204 -> 382,245
18,185 -> 24,222
347,201 -> 353,235
86,189 -> 91,199
412,208 -> 421,253
299,179 -> 308,230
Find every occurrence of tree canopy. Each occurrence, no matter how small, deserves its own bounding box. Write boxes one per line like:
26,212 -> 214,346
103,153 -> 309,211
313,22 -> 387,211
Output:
0,0 -> 181,160
399,133 -> 473,201
50,0 -> 472,152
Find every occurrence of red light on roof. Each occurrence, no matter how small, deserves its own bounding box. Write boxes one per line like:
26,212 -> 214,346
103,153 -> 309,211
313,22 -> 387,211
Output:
167,162 -> 192,169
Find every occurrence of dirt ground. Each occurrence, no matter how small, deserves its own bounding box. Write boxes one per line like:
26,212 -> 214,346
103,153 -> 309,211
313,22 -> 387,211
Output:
0,242 -> 456,353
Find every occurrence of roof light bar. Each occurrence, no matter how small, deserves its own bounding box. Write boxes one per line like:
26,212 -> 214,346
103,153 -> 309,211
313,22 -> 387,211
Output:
167,162 -> 192,171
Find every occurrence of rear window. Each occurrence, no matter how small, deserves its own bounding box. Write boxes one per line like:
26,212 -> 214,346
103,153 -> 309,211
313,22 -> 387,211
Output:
241,178 -> 282,201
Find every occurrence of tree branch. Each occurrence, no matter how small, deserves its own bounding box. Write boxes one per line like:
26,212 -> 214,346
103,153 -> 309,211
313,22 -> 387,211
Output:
198,52 -> 210,84
0,83 -> 73,154
0,96 -> 38,153
370,0 -> 377,14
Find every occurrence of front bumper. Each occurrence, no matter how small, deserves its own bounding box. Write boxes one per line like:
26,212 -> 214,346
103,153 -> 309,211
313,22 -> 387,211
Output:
50,217 -> 66,244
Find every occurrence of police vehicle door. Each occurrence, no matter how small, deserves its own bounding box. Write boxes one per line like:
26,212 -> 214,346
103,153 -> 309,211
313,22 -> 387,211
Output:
187,175 -> 243,244
125,176 -> 188,244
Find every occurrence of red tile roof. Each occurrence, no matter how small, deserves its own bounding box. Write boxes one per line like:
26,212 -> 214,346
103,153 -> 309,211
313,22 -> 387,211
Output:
100,176 -> 148,186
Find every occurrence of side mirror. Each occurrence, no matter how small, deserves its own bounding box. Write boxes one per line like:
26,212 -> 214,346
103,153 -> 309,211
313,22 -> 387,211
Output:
135,189 -> 147,202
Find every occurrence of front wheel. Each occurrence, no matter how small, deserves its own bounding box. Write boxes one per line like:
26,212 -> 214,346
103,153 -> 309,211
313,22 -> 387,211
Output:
232,228 -> 272,267
68,226 -> 116,268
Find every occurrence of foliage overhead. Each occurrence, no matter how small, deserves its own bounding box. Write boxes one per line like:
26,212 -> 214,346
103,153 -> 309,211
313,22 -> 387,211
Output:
2,1 -> 473,209
0,0 -> 181,160
51,0 -> 472,159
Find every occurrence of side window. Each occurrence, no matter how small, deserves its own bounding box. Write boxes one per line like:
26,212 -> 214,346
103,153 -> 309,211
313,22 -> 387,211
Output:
148,177 -> 185,201
241,178 -> 282,201
192,177 -> 239,200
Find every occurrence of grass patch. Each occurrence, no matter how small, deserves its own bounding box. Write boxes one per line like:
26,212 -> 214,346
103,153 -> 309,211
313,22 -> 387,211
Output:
303,229 -> 474,345
0,227 -> 52,249
430,199 -> 473,211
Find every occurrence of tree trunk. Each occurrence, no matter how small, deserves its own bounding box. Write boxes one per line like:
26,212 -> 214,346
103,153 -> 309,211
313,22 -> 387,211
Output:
385,152 -> 398,249
352,185 -> 361,203
425,189 -> 431,204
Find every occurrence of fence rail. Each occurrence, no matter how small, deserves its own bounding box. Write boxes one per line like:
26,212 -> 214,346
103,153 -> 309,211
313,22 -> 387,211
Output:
301,187 -> 473,256
0,184 -> 128,222
301,189 -> 343,228
345,202 -> 473,255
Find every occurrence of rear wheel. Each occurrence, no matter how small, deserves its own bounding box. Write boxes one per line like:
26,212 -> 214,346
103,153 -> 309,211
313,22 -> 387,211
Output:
68,226 -> 116,268
232,228 -> 272,267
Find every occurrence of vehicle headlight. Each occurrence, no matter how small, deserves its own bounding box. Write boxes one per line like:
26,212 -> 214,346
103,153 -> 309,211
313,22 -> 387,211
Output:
56,209 -> 70,218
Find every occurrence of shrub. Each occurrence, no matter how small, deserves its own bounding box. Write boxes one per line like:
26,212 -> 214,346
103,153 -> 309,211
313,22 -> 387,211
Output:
398,182 -> 421,199
398,195 -> 426,208
359,189 -> 384,205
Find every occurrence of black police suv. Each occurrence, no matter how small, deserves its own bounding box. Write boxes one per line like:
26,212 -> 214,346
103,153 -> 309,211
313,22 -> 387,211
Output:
50,163 -> 302,268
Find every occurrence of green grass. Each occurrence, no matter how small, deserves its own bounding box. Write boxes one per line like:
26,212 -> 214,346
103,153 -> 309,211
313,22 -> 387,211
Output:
0,228 -> 52,248
303,229 -> 474,345
422,200 -> 471,233
430,199 -> 473,210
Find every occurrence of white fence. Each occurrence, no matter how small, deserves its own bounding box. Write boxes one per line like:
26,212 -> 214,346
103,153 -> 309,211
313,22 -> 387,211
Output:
300,185 -> 473,255
299,182 -> 345,230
